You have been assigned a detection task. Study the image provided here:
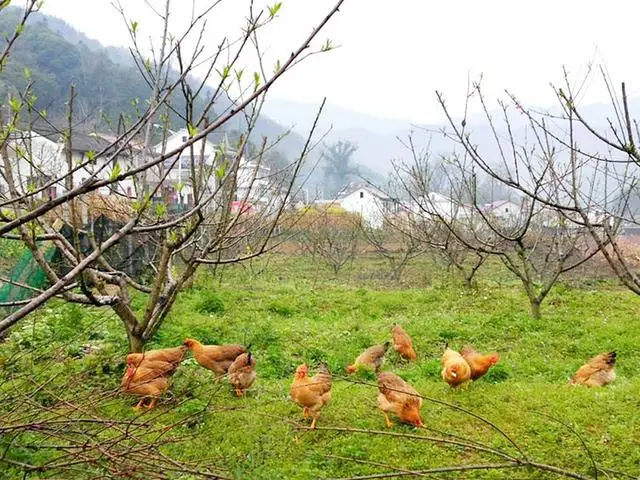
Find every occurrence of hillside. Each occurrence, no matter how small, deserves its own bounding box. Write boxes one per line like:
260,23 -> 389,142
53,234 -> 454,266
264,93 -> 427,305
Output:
0,7 -> 316,183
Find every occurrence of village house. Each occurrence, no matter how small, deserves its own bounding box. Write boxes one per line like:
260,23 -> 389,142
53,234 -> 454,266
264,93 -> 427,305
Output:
337,186 -> 398,229
1,129 -> 141,201
481,199 -> 521,223
153,128 -> 271,209
401,192 -> 473,222
1,129 -> 61,198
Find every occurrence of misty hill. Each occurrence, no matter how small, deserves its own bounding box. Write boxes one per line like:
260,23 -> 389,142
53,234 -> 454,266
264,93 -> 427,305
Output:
0,7 -> 311,175
263,96 -> 640,179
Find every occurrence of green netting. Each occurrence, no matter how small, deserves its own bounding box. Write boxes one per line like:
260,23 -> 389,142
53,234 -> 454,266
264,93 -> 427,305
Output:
0,243 -> 57,306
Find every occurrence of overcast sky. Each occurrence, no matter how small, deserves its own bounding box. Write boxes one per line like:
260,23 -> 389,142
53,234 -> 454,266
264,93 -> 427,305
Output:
15,0 -> 640,123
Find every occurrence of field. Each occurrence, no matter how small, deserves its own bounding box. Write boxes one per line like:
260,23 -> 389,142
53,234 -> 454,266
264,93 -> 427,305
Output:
1,253 -> 639,479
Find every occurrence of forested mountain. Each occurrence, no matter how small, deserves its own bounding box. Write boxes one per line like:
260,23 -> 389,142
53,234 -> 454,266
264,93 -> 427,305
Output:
1,8 -> 160,126
0,7 -> 311,167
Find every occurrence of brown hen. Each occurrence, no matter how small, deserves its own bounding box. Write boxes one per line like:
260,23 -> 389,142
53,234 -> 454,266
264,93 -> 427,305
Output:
460,346 -> 500,381
569,351 -> 616,387
183,338 -> 246,379
377,371 -> 424,428
391,324 -> 417,360
290,363 -> 332,429
228,352 -> 257,396
346,342 -> 390,374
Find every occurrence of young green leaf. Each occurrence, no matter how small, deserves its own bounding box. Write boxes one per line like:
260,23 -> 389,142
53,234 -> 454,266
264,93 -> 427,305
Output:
187,124 -> 197,138
321,38 -> 334,52
110,162 -> 121,181
253,72 -> 261,91
268,2 -> 282,18
130,20 -> 138,35
235,68 -> 244,82
155,202 -> 167,217
215,164 -> 227,180
8,96 -> 21,113
24,67 -> 31,80
273,59 -> 281,74
215,143 -> 227,157
217,65 -> 231,81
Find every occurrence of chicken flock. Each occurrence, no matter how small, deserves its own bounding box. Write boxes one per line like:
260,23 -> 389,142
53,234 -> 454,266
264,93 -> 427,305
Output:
121,326 -> 617,429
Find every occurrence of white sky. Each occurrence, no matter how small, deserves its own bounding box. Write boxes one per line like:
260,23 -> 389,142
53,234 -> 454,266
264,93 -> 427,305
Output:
14,0 -> 640,124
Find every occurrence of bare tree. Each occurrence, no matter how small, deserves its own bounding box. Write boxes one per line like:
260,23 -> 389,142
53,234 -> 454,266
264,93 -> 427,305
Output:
0,0 -> 346,350
424,217 -> 486,287
435,71 -> 640,300
295,206 -> 361,276
359,214 -> 424,281
394,135 -> 599,319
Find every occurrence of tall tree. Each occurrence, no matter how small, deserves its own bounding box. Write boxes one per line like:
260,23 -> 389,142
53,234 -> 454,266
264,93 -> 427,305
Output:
321,139 -> 359,198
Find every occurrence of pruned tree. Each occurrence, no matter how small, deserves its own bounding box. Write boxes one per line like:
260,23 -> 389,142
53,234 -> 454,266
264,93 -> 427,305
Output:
393,132 -> 600,319
424,217 -> 487,287
294,205 -> 361,275
435,70 -> 640,301
0,0 -> 346,351
359,214 -> 424,281
387,143 -> 486,287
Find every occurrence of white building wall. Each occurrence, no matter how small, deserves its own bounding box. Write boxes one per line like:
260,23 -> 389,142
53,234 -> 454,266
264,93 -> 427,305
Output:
338,188 -> 386,228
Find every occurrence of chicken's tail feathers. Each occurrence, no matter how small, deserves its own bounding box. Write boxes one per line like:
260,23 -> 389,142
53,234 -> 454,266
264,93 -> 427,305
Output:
606,351 -> 617,365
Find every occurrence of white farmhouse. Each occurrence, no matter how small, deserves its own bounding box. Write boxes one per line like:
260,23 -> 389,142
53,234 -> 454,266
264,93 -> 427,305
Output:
1,130 -> 61,198
482,200 -> 521,223
1,130 -> 140,201
153,128 -> 226,206
236,158 -> 272,205
154,128 -> 271,208
65,132 -> 138,198
338,186 -> 398,229
403,192 -> 472,222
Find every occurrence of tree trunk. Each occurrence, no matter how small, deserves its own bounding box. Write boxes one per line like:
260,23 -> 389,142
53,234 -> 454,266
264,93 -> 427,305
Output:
127,330 -> 145,353
529,298 -> 542,320
463,275 -> 475,289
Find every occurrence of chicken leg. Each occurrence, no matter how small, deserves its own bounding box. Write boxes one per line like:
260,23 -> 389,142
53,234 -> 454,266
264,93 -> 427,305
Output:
382,411 -> 394,428
133,398 -> 147,410
310,414 -> 319,429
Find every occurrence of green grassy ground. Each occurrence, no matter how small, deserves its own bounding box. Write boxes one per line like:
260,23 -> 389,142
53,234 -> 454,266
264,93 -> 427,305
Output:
1,254 -> 639,479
